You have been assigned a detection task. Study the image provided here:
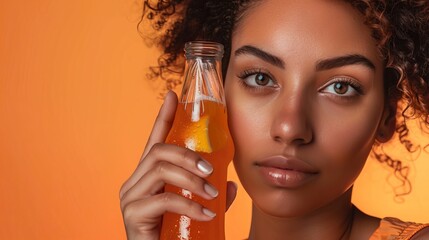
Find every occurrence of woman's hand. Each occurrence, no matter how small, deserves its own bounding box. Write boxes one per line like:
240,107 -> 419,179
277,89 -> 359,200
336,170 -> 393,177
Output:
119,91 -> 237,240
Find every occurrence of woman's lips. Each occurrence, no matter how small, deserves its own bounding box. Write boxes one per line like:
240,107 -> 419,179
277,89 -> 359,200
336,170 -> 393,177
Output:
255,156 -> 319,188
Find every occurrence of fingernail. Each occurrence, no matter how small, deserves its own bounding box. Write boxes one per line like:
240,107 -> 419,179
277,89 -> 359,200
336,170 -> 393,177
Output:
202,208 -> 216,218
197,160 -> 213,174
204,183 -> 218,198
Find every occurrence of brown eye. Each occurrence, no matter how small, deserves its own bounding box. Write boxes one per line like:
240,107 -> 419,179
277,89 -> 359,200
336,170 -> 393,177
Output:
255,73 -> 270,86
320,78 -> 362,97
334,82 -> 348,94
238,71 -> 277,89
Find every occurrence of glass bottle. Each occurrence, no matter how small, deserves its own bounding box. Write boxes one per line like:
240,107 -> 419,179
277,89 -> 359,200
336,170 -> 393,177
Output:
160,41 -> 234,240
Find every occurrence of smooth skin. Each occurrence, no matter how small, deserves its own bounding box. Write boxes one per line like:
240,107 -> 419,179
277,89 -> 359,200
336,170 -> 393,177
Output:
225,0 -> 392,239
120,0 -> 429,239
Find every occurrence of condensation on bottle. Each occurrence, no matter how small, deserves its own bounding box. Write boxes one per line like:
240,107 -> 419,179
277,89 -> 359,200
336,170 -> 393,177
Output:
160,41 -> 234,240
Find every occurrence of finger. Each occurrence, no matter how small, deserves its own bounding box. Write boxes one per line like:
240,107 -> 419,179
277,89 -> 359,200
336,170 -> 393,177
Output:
121,161 -> 218,206
226,181 -> 238,212
119,144 -> 213,199
141,144 -> 214,179
141,90 -> 178,160
122,192 -> 216,224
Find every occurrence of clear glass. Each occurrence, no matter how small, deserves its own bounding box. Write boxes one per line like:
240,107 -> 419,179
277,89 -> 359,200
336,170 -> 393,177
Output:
160,41 -> 234,240
181,41 -> 225,115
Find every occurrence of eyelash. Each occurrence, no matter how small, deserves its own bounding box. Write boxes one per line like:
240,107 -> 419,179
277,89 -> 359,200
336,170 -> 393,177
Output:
236,68 -> 278,91
236,69 -> 364,99
323,77 -> 364,96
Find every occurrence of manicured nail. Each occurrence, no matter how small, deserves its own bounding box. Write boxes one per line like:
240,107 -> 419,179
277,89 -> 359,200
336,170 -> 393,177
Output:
204,183 -> 219,198
197,160 -> 213,174
202,208 -> 216,218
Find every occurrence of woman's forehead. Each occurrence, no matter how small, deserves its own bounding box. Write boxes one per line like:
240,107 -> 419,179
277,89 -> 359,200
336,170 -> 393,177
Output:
231,0 -> 383,67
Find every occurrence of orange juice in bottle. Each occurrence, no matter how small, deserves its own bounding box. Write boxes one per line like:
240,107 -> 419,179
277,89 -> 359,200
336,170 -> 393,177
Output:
160,41 -> 234,240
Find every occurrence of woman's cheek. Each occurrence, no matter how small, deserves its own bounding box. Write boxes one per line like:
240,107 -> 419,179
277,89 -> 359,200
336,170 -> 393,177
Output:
229,101 -> 264,155
319,104 -> 381,170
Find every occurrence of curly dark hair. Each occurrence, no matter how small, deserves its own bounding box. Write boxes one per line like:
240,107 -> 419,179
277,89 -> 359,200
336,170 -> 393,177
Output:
138,0 -> 429,197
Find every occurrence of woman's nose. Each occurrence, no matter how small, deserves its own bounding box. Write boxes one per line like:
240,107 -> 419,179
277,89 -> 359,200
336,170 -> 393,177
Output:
270,93 -> 313,146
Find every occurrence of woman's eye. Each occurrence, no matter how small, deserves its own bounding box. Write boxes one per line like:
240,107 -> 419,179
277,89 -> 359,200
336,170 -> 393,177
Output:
321,81 -> 362,97
240,72 -> 277,88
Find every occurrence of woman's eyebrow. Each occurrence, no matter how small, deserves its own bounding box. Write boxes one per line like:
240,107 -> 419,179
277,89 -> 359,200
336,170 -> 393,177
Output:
234,45 -> 285,69
316,54 -> 376,71
234,46 -> 375,72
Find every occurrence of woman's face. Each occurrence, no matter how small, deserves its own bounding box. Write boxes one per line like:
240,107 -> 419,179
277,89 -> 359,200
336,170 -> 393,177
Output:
224,0 -> 388,216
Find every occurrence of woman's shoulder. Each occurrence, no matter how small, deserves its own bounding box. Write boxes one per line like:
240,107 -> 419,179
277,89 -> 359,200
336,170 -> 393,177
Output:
369,217 -> 429,240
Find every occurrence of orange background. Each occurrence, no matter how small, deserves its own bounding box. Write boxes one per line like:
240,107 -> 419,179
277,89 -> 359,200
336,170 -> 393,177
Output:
1,1 -> 428,239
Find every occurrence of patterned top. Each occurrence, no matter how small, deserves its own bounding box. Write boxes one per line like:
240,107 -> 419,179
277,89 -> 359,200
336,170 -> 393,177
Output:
370,217 -> 429,240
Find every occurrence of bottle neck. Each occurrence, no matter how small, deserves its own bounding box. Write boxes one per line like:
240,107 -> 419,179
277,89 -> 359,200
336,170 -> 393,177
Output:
184,41 -> 224,59
180,42 -> 225,106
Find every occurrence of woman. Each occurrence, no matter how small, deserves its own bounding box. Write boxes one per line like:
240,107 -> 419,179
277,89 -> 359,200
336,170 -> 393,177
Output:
120,0 -> 429,239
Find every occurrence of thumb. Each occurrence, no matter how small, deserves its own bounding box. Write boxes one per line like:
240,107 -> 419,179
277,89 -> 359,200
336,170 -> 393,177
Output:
226,181 -> 238,212
140,90 -> 178,161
